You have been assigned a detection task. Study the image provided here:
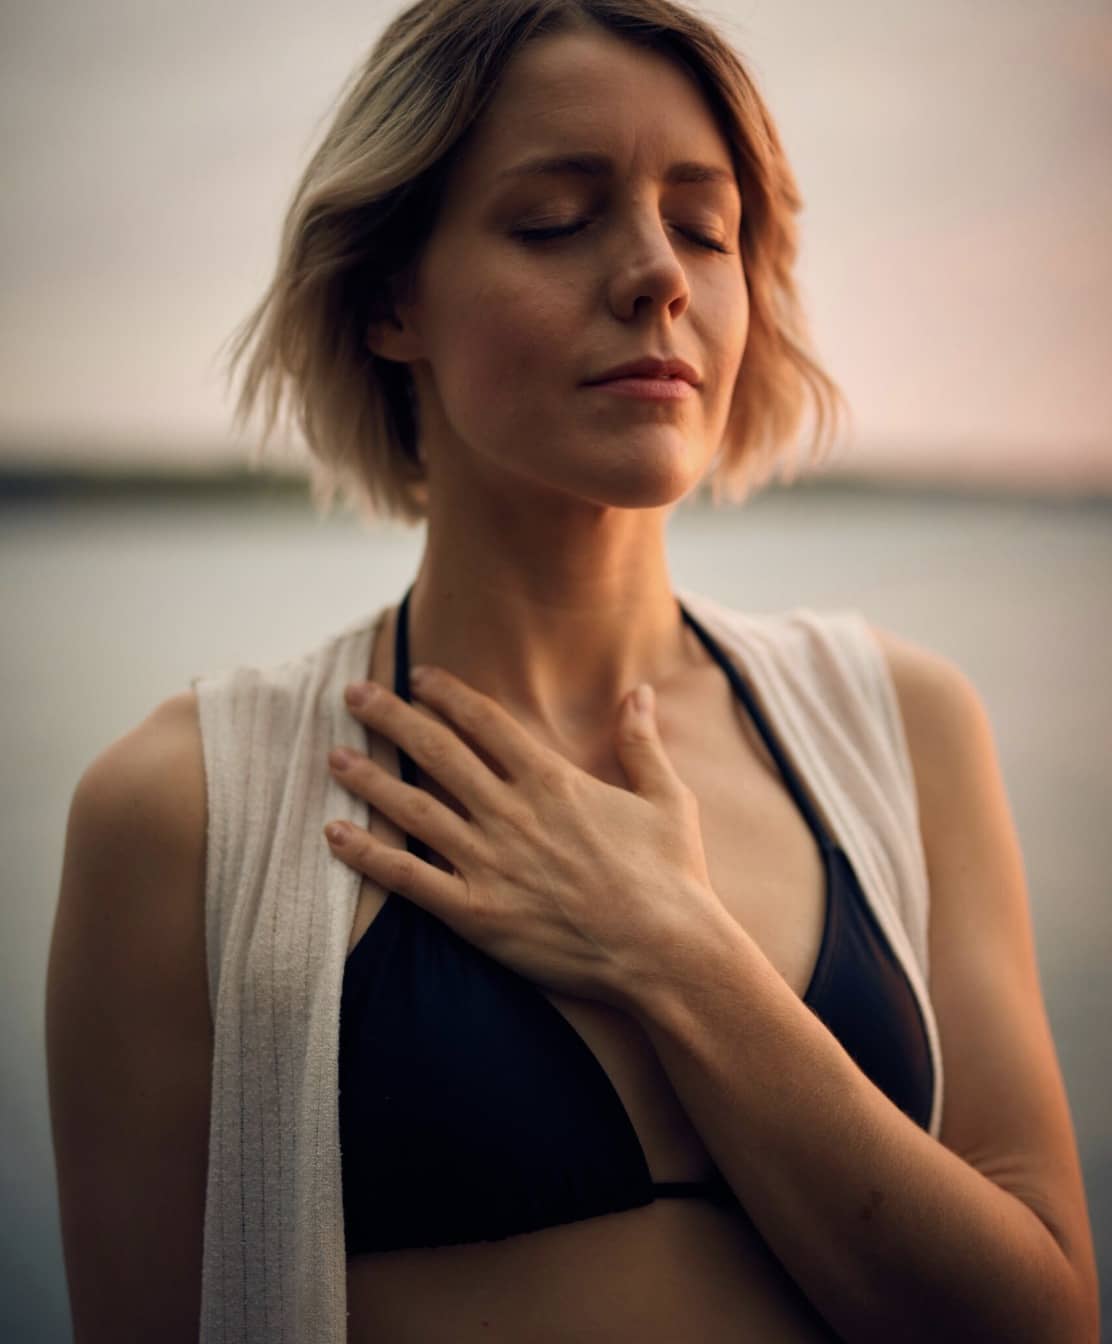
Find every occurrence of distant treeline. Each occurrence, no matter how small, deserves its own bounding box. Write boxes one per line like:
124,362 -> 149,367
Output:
0,463 -> 1107,511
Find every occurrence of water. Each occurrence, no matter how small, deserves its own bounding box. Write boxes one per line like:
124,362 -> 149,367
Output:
3,483 -> 1109,1339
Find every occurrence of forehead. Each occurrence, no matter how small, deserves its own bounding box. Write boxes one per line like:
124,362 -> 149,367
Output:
460,29 -> 736,191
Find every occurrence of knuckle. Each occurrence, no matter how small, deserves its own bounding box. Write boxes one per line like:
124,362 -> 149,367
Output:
416,729 -> 451,771
407,788 -> 437,823
461,833 -> 486,868
392,848 -> 417,884
535,759 -> 571,797
458,699 -> 494,738
352,831 -> 376,871
418,667 -> 446,694
465,884 -> 501,928
498,797 -> 535,835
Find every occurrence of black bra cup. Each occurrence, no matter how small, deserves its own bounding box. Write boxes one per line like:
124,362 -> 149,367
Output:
338,587 -> 934,1253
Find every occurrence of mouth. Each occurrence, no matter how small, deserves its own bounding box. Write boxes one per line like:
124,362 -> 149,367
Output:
585,376 -> 695,401
584,355 -> 701,386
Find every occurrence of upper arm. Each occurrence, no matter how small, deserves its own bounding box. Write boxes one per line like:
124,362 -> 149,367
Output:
869,626 -> 1099,1332
45,690 -> 212,1344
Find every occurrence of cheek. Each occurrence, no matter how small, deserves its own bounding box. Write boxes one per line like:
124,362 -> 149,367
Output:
701,270 -> 748,416
728,268 -> 750,354
442,285 -> 571,404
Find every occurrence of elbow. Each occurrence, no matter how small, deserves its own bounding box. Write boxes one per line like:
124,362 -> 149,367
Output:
1035,1247 -> 1100,1344
1066,1272 -> 1101,1344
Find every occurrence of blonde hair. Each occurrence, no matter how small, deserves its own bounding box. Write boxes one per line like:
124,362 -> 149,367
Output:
222,0 -> 851,525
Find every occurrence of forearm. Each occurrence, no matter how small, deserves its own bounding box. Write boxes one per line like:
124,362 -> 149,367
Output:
624,898 -> 1086,1344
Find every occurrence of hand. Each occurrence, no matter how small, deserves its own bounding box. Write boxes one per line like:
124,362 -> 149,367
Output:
324,665 -> 725,1007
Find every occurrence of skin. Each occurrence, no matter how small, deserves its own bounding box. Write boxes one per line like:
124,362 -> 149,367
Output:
328,21 -> 1098,1342
41,18 -> 1097,1344
327,26 -> 853,1340
327,664 -> 727,1006
366,21 -> 748,754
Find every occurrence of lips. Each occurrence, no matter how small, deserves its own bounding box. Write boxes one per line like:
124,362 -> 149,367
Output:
586,355 -> 700,386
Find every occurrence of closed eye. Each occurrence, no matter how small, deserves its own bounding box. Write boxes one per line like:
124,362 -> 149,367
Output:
514,220 -> 732,255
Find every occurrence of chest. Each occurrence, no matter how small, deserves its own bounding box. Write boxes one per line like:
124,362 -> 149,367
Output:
534,671 -> 829,1177
345,650 -> 829,1179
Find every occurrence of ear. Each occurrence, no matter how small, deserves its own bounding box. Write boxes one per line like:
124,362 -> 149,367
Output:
365,268 -> 423,361
365,313 -> 419,362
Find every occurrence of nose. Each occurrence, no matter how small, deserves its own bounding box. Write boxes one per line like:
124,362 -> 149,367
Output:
609,212 -> 692,313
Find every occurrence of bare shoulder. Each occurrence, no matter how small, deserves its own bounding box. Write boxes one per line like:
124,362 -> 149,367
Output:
859,623 -> 1004,891
71,689 -> 206,867
60,684 -> 210,1048
861,625 -> 1032,928
864,624 -> 1100,1332
862,624 -> 986,801
47,690 -> 211,1341
862,623 -> 1023,946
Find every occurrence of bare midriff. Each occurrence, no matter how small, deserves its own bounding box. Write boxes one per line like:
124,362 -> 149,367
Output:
345,1198 -> 840,1342
343,604 -> 845,1342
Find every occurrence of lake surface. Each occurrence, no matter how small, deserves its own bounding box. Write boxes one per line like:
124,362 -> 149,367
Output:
3,483 -> 1109,1339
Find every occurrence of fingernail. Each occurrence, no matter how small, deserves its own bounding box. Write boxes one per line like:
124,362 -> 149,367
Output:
345,683 -> 367,708
325,822 -> 349,845
635,684 -> 654,715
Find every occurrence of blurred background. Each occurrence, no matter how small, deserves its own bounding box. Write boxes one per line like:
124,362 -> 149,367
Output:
2,0 -> 1109,1339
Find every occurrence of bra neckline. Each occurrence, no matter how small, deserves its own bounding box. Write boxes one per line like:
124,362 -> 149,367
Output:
348,582 -> 842,1011
391,581 -> 838,854
341,585 -> 865,1203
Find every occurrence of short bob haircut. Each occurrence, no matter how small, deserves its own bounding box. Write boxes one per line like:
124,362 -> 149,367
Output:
223,0 -> 851,525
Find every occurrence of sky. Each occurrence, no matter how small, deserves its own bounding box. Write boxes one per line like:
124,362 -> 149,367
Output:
1,0 -> 1110,490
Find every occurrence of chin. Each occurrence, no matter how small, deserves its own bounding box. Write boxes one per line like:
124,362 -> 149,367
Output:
580,463 -> 700,510
503,436 -> 705,510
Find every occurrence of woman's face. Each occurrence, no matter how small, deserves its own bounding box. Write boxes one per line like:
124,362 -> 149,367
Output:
374,24 -> 749,513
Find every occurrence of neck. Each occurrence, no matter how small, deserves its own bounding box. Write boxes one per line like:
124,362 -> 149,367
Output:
401,502 -> 698,751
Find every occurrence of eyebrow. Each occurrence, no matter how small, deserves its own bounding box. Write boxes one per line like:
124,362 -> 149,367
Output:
494,151 -> 738,193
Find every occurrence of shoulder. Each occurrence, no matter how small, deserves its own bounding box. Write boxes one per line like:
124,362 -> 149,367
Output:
64,691 -> 209,1018
863,624 -> 998,867
864,626 -> 986,747
49,691 -> 211,1338
71,690 -> 206,865
861,636 -> 1099,1324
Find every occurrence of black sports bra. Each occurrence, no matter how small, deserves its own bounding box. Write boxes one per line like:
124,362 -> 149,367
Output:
339,586 -> 934,1254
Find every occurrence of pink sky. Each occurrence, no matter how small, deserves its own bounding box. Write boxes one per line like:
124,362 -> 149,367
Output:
1,0 -> 1109,490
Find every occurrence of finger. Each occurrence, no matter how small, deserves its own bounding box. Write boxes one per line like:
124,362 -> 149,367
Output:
328,748 -> 475,864
408,665 -> 555,785
345,680 -> 507,815
612,683 -> 682,803
324,821 -> 464,923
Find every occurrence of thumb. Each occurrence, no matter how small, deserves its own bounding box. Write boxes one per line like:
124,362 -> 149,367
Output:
614,684 -> 676,801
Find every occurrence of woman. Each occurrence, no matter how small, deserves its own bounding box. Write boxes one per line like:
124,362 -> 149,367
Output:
46,0 -> 1099,1340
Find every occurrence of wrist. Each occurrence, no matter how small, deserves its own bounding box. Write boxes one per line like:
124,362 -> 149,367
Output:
609,884 -> 745,1025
